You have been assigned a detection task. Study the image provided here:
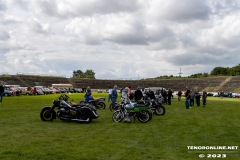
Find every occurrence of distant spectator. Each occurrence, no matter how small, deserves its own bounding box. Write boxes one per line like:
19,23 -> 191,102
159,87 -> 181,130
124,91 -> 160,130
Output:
190,89 -> 195,107
177,91 -> 182,101
195,90 -> 201,107
121,87 -> 129,101
202,90 -> 207,107
162,89 -> 168,104
185,88 -> 191,109
0,84 -> 5,102
33,87 -> 37,95
167,88 -> 172,105
111,85 -> 118,109
220,91 -> 224,99
107,86 -> 112,103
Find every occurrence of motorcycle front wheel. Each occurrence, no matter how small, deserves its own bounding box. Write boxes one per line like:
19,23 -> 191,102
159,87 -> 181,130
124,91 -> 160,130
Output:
109,102 -> 119,112
40,107 -> 55,121
112,111 -> 124,122
155,105 -> 166,115
138,110 -> 150,123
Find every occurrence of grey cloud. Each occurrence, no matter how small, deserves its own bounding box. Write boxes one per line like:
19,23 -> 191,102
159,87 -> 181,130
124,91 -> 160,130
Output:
0,31 -> 10,40
0,0 -> 6,11
166,51 -> 238,67
209,0 -> 240,15
158,0 -> 210,22
76,0 -> 140,15
38,0 -> 59,17
108,33 -> 148,45
37,0 -> 140,18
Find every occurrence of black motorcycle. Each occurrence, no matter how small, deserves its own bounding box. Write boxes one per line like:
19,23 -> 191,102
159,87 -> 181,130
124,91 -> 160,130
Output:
144,93 -> 166,116
150,99 -> 166,115
40,95 -> 99,123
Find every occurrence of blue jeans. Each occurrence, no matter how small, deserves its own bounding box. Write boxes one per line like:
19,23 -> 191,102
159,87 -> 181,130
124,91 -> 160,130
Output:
111,97 -> 117,108
185,98 -> 190,109
107,94 -> 112,103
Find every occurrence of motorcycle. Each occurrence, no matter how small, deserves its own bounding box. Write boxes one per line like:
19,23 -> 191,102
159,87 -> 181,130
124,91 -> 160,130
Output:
149,95 -> 166,116
40,95 -> 99,123
80,97 -> 106,109
112,99 -> 152,123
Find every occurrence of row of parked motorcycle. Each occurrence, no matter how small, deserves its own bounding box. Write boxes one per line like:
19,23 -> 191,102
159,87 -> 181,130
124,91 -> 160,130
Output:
40,94 -> 166,123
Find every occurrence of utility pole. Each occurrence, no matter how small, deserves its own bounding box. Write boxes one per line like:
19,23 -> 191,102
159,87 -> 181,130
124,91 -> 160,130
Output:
178,68 -> 183,77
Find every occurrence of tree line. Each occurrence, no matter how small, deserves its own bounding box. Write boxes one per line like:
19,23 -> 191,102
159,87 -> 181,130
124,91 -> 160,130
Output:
189,64 -> 240,78
72,64 -> 240,79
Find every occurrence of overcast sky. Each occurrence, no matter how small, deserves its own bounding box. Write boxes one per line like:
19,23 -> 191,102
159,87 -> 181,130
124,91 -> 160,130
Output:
0,0 -> 239,79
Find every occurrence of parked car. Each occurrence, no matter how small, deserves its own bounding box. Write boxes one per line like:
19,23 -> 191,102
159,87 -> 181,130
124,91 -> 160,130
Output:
97,89 -> 107,93
232,92 -> 240,98
213,92 -> 230,97
3,89 -> 13,96
21,89 -> 33,95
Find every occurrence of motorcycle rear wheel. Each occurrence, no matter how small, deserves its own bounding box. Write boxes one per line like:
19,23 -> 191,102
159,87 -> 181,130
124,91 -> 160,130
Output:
40,107 -> 54,121
138,110 -> 150,123
97,102 -> 106,109
155,105 -> 166,115
112,111 -> 124,122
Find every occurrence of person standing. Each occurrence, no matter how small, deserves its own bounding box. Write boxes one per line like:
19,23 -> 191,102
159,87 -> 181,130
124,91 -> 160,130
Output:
195,90 -> 201,107
167,88 -> 172,105
202,90 -> 207,107
190,89 -> 195,107
107,86 -> 112,103
177,90 -> 182,101
0,84 -> 4,103
111,85 -> 118,109
185,88 -> 191,109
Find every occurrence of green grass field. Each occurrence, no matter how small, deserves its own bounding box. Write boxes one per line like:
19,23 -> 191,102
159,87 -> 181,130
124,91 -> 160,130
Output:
0,93 -> 239,160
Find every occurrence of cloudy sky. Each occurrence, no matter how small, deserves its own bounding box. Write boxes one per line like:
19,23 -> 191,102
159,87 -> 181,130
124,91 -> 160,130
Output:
0,0 -> 240,79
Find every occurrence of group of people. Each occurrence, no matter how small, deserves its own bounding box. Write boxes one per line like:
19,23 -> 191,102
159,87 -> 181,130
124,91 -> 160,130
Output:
183,88 -> 207,109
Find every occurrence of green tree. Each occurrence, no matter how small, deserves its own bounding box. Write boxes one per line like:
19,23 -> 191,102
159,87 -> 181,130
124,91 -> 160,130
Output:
230,65 -> 240,76
84,69 -> 95,79
73,70 -> 84,78
210,67 -> 230,75
72,69 -> 95,79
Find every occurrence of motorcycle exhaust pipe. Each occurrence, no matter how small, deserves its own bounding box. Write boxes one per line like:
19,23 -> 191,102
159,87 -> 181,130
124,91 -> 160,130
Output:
72,118 -> 90,122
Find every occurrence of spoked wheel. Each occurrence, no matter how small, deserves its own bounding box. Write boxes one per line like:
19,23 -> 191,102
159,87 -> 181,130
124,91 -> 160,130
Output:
155,105 -> 166,115
138,110 -> 150,123
109,102 -> 119,112
40,107 -> 55,121
147,109 -> 153,121
97,102 -> 106,109
112,111 -> 124,122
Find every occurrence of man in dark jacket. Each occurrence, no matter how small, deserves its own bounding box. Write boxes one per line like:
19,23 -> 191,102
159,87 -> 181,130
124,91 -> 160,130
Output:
0,84 -> 5,103
134,88 -> 143,102
167,88 -> 173,105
